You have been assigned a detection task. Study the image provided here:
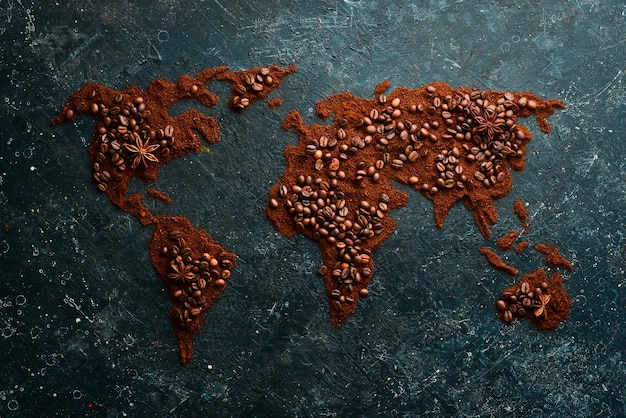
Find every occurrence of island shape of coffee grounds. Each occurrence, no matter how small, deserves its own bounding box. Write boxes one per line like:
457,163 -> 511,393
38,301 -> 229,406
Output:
266,81 -> 564,326
496,268 -> 572,331
50,64 -> 296,363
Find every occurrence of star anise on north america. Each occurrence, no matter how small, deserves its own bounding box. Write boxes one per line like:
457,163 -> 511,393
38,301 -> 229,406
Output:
123,136 -> 160,169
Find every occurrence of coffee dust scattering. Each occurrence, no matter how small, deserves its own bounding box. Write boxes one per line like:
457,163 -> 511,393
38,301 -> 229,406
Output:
497,230 -> 519,251
515,241 -> 530,254
149,216 -> 236,364
495,268 -> 572,331
514,199 -> 529,234
535,243 -> 574,271
51,64 -> 296,363
267,98 -> 284,110
479,247 -> 518,276
266,81 -> 564,326
147,187 -> 173,204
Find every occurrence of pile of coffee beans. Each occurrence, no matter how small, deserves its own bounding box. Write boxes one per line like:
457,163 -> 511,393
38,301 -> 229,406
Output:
231,67 -> 275,111
65,90 -> 175,194
496,280 -> 550,323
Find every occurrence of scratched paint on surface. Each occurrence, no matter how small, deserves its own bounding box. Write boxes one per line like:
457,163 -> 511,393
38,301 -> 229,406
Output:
0,0 -> 625,416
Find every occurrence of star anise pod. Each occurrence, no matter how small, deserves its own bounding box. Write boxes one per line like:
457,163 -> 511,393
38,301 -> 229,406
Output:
168,260 -> 196,285
534,293 -> 551,318
123,136 -> 160,169
473,108 -> 504,140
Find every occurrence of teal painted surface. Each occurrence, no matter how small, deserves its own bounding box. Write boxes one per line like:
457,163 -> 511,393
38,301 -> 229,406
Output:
0,1 -> 624,416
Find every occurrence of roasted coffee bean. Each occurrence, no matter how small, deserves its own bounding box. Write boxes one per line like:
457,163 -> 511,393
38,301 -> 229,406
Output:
496,300 -> 507,311
521,282 -> 530,294
474,171 -> 485,181
503,310 -> 513,322
391,159 -> 404,169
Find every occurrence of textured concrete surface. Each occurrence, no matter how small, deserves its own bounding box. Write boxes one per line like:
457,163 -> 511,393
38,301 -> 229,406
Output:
0,0 -> 624,416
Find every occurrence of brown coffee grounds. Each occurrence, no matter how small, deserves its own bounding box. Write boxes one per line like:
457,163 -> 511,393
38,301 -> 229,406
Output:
149,215 -> 236,364
217,65 -> 296,112
497,230 -> 519,251
50,65 -> 296,224
267,81 -> 563,325
479,247 -> 518,276
535,243 -> 574,271
51,65 -> 296,363
515,241 -> 530,254
514,199 -> 529,234
267,98 -> 284,110
147,187 -> 172,204
496,268 -> 571,331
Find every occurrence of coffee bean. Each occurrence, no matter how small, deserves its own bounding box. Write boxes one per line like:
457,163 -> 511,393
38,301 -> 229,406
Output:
391,159 -> 404,169
496,300 -> 507,311
521,282 -> 530,294
474,171 -> 485,181
503,310 -> 513,322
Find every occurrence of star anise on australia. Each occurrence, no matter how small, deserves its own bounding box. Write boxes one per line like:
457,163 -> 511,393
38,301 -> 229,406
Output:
123,136 -> 160,169
168,260 -> 196,285
534,293 -> 551,318
473,108 -> 504,140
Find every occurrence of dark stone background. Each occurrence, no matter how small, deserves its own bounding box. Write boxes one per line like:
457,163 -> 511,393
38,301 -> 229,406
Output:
0,1 -> 624,416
